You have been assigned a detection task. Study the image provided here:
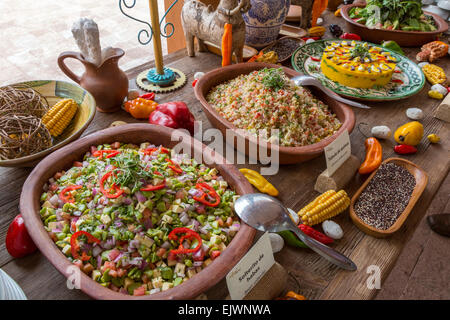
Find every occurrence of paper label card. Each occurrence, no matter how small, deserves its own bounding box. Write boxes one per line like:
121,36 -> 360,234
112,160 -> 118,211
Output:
226,232 -> 275,300
324,129 -> 351,176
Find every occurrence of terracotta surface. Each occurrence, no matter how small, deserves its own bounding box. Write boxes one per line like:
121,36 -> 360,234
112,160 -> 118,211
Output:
194,62 -> 356,164
350,158 -> 428,238
19,124 -> 256,300
341,4 -> 449,47
58,48 -> 128,113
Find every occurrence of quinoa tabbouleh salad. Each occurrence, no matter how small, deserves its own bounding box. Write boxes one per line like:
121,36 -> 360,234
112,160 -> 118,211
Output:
206,68 -> 342,147
39,142 -> 241,296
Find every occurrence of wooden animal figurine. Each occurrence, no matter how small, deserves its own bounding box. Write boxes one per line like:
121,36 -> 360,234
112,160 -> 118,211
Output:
181,0 -> 251,63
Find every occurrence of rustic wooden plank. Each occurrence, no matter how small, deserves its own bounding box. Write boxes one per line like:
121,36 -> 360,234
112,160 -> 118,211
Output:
1,11 -> 449,300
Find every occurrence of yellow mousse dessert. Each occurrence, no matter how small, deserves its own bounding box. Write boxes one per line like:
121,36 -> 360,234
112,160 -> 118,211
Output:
321,41 -> 397,89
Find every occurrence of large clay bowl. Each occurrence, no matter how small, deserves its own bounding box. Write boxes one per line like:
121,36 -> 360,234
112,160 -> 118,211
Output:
19,124 -> 256,300
341,4 -> 449,47
194,62 -> 355,164
0,80 -> 96,167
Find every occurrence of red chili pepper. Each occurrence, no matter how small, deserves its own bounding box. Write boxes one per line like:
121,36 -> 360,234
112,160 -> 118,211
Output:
93,150 -> 121,159
143,147 -> 158,155
6,214 -> 37,258
168,227 -> 202,255
310,57 -> 320,62
148,101 -> 195,135
159,147 -> 170,154
140,182 -> 166,191
447,87 -> 450,93
392,79 -> 403,84
70,230 -> 100,260
165,158 -> 183,174
192,79 -> 198,87
139,92 -> 155,100
99,171 -> 124,199
298,224 -> 333,245
394,70 -> 402,73
59,185 -> 82,203
301,37 -> 320,41
193,183 -> 221,207
394,144 -> 417,155
340,33 -> 362,40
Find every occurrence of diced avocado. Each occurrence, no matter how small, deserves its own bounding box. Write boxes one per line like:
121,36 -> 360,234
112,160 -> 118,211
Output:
42,201 -> 54,208
160,267 -> 173,280
156,201 -> 166,212
173,277 -> 183,286
111,277 -> 124,287
124,277 -> 134,291
91,270 -> 102,282
100,269 -> 111,283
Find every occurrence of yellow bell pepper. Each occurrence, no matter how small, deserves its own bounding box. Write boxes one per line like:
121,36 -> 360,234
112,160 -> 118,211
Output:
239,168 -> 279,196
427,134 -> 440,143
394,121 -> 424,146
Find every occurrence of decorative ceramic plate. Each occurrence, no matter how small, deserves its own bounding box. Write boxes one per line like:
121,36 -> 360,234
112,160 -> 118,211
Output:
291,40 -> 425,101
0,80 -> 96,167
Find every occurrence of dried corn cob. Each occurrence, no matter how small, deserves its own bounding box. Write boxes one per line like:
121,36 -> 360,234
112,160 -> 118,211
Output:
42,98 -> 78,137
299,190 -> 350,226
422,64 -> 447,86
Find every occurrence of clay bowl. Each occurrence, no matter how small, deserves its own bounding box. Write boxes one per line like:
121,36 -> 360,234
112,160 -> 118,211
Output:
19,124 -> 256,300
0,80 -> 96,167
341,4 -> 449,47
350,158 -> 428,238
194,62 -> 355,164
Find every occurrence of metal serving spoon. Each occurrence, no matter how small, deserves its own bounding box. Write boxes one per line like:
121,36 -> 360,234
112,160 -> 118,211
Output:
292,75 -> 371,109
234,193 -> 357,271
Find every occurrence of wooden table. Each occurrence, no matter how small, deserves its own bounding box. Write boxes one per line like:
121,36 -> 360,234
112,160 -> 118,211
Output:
0,12 -> 448,300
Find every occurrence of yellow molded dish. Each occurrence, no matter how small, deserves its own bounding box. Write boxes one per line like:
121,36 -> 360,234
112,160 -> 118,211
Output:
321,41 -> 396,89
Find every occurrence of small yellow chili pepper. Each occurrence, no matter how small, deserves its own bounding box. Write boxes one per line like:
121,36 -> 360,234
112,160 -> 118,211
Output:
427,134 -> 440,143
428,90 -> 444,100
334,8 -> 341,17
239,168 -> 279,196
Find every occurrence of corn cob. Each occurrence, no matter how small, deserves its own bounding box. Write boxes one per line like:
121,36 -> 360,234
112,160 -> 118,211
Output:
298,190 -> 350,226
421,64 -> 447,85
42,98 -> 78,137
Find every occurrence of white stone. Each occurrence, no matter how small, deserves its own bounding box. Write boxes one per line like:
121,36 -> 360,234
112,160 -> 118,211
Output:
406,107 -> 424,120
431,84 -> 448,96
306,38 -> 315,44
269,233 -> 285,253
322,220 -> 344,240
194,72 -> 205,80
317,17 -> 323,25
371,125 -> 392,139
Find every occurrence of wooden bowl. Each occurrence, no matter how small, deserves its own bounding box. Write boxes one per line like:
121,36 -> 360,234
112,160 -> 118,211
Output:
0,80 -> 96,167
341,4 -> 449,47
350,158 -> 428,238
19,124 -> 256,300
194,62 -> 355,164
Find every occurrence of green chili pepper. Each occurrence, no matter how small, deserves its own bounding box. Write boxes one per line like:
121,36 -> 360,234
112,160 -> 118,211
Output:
277,231 -> 308,248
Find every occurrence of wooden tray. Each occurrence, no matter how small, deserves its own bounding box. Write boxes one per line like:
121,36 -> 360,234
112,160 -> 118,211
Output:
279,24 -> 307,38
350,158 -> 428,238
204,41 -> 258,62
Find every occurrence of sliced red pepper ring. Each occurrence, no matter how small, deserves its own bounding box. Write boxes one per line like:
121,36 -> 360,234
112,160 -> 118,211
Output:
59,185 -> 82,203
70,230 -> 100,260
100,171 -> 124,199
168,227 -> 202,255
160,147 -> 170,154
193,183 -> 221,207
310,57 -> 321,62
143,147 -> 158,155
165,158 -> 183,174
93,150 -> 121,159
140,170 -> 166,191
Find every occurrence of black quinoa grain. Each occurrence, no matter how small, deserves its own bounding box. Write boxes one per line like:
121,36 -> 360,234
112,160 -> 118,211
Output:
354,162 -> 416,230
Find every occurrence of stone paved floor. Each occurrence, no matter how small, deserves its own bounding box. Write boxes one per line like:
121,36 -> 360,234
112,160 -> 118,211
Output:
0,0 -> 167,86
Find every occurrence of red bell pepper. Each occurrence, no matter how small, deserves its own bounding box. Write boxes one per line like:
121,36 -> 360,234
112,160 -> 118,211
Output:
192,79 -> 199,87
6,214 -> 37,258
298,224 -> 333,245
168,227 -> 202,255
148,101 -> 195,135
70,230 -> 100,260
99,171 -> 124,199
193,183 -> 221,207
93,150 -> 121,159
340,33 -> 362,40
139,92 -> 155,101
394,144 -> 417,155
166,158 -> 183,174
59,185 -> 82,203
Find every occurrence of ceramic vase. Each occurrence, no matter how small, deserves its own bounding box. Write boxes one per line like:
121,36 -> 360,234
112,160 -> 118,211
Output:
242,0 -> 291,49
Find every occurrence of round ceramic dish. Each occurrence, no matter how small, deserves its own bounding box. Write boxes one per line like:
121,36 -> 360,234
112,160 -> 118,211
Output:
19,124 -> 256,300
291,40 -> 425,101
341,4 -> 449,47
0,80 -> 96,167
194,62 -> 355,164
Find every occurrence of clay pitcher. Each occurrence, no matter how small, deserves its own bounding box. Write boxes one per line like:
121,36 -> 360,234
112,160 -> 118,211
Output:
58,48 -> 128,112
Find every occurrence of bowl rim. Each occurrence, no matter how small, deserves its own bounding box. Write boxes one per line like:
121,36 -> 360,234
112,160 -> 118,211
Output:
194,62 -> 355,155
349,157 -> 428,237
19,123 -> 256,300
0,80 -> 96,166
341,3 -> 449,35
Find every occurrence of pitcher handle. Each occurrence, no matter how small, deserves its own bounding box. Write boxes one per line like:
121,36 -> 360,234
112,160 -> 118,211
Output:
58,51 -> 84,84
